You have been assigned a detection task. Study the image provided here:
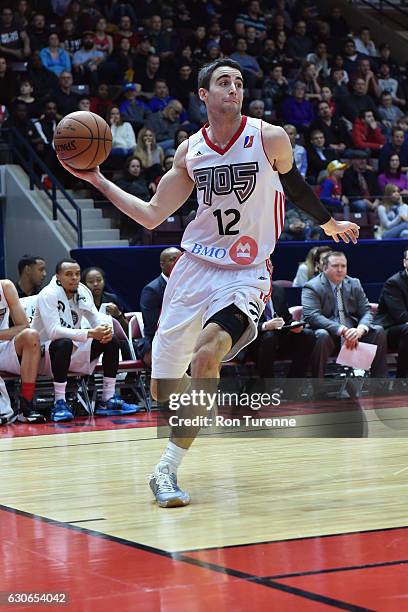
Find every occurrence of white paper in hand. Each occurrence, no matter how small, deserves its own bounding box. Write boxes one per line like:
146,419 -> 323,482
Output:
336,342 -> 377,370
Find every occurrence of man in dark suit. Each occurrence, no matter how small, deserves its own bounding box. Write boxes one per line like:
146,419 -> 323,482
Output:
302,251 -> 387,378
139,247 -> 181,366
245,274 -> 315,378
375,249 -> 408,377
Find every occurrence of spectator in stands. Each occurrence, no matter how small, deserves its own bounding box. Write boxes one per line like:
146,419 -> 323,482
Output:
139,54 -> 163,94
281,81 -> 315,133
139,247 -> 182,366
16,255 -> 46,298
342,153 -> 380,212
245,25 -> 263,57
26,51 -> 58,103
379,127 -> 408,172
375,248 -> 408,377
230,37 -> 263,95
353,27 -> 378,58
243,265 -> 316,379
328,6 -> 350,41
283,124 -> 307,177
329,66 -> 350,99
355,57 -> 381,100
352,109 -> 386,155
293,245 -> 332,288
261,63 -> 290,114
306,129 -> 336,183
53,71 -> 80,116
104,36 -> 135,85
339,77 -> 378,122
27,13 -> 49,53
274,30 -> 294,74
14,0 -> 31,30
81,266 -> 128,335
0,278 -> 44,424
133,35 -> 153,75
319,160 -> 349,212
40,33 -> 71,77
147,79 -> 173,113
281,203 -> 321,241
248,99 -> 265,120
171,64 -> 196,111
286,20 -> 313,64
258,38 -> 277,75
378,154 -> 408,194
13,79 -> 41,119
32,259 -> 139,422
377,184 -> 408,239
3,101 -> 43,157
378,62 -> 402,103
378,42 -> 400,77
302,251 -> 387,379
342,39 -> 364,78
146,99 -> 184,152
60,16 -> 82,58
90,82 -> 111,117
119,83 -> 151,132
78,97 -> 91,111
34,99 -> 60,175
134,126 -> 164,180
309,100 -> 352,155
94,17 -> 113,57
147,14 -> 176,62
113,15 -> 139,50
378,92 -> 404,139
307,42 -> 329,79
106,0 -> 137,26
298,61 -> 322,103
0,6 -> 31,65
108,105 -> 136,163
172,128 -> 189,152
72,31 -> 104,86
0,56 -> 18,108
237,0 -> 267,38
116,155 -> 153,199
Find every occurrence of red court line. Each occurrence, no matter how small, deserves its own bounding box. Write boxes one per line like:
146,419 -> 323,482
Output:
185,528 -> 408,578
275,564 -> 408,612
0,507 -> 333,612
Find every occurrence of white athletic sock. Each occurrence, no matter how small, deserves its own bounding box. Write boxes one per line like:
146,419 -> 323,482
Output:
102,377 -> 116,402
54,381 -> 67,403
157,441 -> 187,474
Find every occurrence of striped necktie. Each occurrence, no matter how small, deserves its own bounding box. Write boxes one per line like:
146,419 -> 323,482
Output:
335,286 -> 347,327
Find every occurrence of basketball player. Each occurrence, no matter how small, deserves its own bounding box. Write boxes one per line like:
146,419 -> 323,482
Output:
0,279 -> 44,424
60,58 -> 360,507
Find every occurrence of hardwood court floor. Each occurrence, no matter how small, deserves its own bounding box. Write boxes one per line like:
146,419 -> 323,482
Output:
1,399 -> 408,611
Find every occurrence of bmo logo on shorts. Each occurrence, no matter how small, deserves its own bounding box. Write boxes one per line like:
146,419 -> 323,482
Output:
229,236 -> 258,265
191,243 -> 227,259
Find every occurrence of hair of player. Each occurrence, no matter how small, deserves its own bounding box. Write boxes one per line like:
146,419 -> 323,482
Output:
197,58 -> 243,90
55,258 -> 78,274
18,255 -> 45,275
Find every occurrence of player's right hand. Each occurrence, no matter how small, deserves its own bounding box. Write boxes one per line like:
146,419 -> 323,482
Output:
90,324 -> 112,342
58,157 -> 103,185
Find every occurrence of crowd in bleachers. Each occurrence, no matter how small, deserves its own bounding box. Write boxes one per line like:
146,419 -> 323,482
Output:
1,1 -> 408,242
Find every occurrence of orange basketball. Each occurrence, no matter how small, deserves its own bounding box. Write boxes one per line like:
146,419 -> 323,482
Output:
54,111 -> 112,170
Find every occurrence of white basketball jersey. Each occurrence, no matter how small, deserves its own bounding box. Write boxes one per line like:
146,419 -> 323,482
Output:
183,116 -> 285,268
0,282 -> 10,330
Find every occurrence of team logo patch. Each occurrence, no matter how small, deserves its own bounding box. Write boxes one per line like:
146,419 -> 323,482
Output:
243,135 -> 254,148
229,236 -> 258,265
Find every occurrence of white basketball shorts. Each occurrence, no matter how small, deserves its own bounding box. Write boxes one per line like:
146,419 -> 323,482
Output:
0,338 -> 20,374
151,253 -> 272,379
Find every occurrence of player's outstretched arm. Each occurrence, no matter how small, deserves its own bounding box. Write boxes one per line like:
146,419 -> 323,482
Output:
58,141 -> 194,229
262,124 -> 360,244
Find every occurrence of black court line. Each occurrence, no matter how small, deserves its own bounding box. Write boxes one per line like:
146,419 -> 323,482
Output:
263,558 -> 408,580
179,524 -> 408,553
69,518 -> 106,524
0,434 -> 159,453
0,504 -> 372,611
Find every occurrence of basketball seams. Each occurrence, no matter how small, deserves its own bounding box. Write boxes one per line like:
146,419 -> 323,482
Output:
59,116 -> 94,138
85,113 -> 102,169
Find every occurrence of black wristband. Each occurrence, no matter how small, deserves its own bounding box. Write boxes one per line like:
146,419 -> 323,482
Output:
279,165 -> 331,225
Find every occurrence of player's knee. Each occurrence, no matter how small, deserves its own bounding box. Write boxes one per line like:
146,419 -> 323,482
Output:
19,328 -> 40,349
191,345 -> 220,376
